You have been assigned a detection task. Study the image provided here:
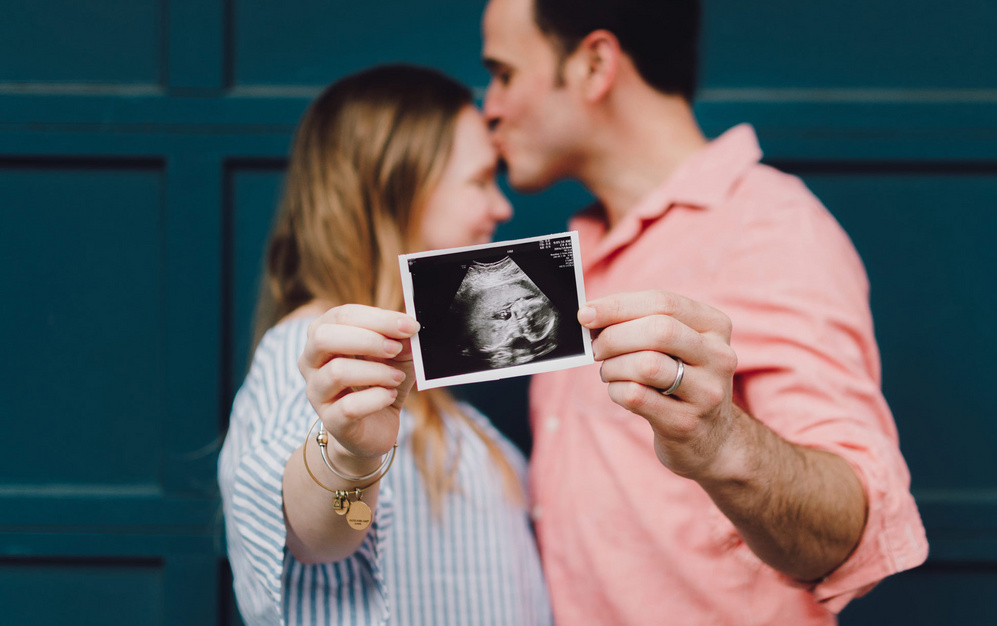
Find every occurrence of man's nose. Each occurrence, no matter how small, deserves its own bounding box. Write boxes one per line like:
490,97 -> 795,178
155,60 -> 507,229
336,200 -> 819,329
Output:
483,83 -> 501,130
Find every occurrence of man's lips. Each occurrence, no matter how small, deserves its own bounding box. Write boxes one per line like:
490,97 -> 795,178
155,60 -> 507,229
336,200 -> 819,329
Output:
490,134 -> 507,157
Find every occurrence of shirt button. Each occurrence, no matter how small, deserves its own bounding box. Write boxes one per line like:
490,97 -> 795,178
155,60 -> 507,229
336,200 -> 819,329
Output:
531,505 -> 544,521
545,416 -> 560,432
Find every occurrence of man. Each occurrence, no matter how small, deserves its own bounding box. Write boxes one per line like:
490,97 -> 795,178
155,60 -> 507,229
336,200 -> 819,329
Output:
480,0 -> 928,624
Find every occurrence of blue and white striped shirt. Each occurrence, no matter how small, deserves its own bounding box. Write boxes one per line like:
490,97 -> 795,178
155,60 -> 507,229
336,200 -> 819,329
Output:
219,318 -> 552,626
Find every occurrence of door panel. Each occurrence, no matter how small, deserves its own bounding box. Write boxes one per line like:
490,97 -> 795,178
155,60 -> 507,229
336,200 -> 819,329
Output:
1,1 -> 993,623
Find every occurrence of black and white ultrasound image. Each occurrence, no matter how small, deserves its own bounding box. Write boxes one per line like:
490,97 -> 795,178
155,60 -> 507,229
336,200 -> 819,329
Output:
450,256 -> 560,368
409,236 -> 585,381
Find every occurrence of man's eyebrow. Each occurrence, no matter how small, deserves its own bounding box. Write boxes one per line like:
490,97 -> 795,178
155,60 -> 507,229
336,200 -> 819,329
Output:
482,58 -> 504,72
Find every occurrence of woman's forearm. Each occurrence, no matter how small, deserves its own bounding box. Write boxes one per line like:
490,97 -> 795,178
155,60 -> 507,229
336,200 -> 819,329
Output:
282,436 -> 384,564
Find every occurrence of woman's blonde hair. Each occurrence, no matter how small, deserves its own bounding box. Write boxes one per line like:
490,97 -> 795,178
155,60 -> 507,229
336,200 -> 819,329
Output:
254,64 -> 520,512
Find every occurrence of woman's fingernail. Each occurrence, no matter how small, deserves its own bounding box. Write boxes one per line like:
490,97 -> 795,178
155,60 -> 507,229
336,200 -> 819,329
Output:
392,369 -> 405,383
398,317 -> 420,334
385,340 -> 402,356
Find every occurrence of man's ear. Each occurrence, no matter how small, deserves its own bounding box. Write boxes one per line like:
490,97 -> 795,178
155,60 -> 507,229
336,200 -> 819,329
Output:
570,29 -> 620,102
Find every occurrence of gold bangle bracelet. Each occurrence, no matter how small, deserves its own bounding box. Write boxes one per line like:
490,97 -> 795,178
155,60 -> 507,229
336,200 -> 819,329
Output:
316,421 -> 393,482
300,416 -> 398,530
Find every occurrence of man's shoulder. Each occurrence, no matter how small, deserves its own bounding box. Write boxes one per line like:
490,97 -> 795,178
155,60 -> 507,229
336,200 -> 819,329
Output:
738,161 -> 815,203
721,161 -> 831,226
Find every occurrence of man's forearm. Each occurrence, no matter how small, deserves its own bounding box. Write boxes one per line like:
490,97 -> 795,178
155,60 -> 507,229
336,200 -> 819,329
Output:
578,291 -> 869,580
691,405 -> 868,582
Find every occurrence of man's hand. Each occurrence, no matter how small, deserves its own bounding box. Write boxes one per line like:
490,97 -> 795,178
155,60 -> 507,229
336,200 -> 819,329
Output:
579,290 -> 739,480
579,290 -> 867,581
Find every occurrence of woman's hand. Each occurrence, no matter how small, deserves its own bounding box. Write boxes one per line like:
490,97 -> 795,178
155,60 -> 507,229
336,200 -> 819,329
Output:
298,304 -> 420,471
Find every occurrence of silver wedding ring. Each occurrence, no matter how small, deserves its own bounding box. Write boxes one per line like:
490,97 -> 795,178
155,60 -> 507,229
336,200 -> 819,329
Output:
659,358 -> 685,396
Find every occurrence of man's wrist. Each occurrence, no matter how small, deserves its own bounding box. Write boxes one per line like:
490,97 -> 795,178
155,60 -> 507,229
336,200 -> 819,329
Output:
690,405 -> 760,490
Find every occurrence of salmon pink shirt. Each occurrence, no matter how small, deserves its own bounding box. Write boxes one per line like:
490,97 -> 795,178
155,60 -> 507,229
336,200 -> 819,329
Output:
529,125 -> 928,625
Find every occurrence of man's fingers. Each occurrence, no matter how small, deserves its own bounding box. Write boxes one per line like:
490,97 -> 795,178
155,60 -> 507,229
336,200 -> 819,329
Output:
591,315 -> 706,365
579,290 -> 732,339
605,380 -> 693,424
599,350 -> 685,393
599,353 -> 730,410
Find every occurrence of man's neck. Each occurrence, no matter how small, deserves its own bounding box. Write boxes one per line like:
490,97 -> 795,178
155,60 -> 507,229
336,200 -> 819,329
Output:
579,95 -> 707,230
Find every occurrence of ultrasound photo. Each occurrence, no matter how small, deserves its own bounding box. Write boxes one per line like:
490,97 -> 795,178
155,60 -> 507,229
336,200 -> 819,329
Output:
400,232 -> 594,390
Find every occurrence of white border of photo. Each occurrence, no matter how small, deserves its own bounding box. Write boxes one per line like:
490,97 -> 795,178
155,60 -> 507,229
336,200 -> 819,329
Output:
399,231 -> 594,390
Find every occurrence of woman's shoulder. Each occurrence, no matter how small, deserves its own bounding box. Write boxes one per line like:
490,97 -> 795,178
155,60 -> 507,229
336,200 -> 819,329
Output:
257,316 -> 314,356
249,302 -> 327,374
227,316 -> 317,443
238,317 -> 315,403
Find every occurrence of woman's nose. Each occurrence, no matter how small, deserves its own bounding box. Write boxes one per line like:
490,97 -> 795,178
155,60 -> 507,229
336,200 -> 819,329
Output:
491,188 -> 513,223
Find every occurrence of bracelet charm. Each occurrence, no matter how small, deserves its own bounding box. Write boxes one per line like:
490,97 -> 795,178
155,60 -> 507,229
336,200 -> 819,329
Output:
346,490 -> 372,530
333,493 -> 350,515
301,416 -> 397,530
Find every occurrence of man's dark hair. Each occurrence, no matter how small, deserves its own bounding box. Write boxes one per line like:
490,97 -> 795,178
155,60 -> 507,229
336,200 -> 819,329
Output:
532,0 -> 701,101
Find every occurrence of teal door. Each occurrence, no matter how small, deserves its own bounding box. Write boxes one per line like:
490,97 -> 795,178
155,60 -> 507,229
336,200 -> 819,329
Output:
1,1 -> 994,623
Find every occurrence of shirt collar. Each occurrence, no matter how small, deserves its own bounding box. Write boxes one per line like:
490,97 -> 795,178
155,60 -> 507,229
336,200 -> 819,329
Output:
634,123 -> 763,219
574,124 -> 763,267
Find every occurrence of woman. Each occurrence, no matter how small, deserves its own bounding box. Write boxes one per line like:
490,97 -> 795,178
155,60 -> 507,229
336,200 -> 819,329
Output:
219,65 -> 552,625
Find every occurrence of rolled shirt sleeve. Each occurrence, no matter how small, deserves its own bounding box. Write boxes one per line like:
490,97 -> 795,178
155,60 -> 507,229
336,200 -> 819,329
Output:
534,126 -> 927,624
719,184 -> 929,611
